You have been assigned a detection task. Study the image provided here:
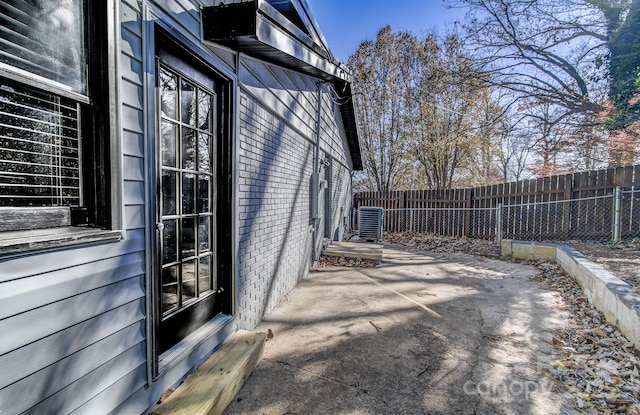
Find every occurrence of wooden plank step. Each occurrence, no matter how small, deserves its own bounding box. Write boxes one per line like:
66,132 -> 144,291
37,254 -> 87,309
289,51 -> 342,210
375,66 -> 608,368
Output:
152,330 -> 266,415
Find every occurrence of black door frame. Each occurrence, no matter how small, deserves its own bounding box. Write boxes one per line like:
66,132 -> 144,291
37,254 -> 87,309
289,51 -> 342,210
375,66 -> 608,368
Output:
153,29 -> 234,361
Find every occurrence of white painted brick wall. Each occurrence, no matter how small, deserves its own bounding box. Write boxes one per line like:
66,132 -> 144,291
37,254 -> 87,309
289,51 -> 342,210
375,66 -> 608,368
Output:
236,91 -> 354,329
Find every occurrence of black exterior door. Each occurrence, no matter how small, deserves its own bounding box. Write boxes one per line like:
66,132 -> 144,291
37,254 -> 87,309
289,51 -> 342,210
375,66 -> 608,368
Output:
155,36 -> 232,355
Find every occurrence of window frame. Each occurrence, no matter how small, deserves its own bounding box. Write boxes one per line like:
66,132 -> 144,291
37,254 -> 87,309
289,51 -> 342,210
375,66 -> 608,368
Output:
156,61 -> 218,318
0,0 -> 120,256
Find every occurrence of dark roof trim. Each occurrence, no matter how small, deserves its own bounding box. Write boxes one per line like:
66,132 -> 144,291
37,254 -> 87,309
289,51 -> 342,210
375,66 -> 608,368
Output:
337,82 -> 362,170
202,0 -> 362,170
202,1 -> 349,81
265,0 -> 331,59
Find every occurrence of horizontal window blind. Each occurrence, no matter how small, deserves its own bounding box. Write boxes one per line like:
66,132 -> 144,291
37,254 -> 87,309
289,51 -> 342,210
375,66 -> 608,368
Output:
0,0 -> 86,93
0,80 -> 81,207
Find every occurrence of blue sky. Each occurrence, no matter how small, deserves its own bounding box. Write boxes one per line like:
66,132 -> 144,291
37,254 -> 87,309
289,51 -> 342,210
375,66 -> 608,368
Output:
305,0 -> 467,63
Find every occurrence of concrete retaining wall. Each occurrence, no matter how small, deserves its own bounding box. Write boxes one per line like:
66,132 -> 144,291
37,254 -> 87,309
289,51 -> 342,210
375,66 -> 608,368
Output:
502,239 -> 640,350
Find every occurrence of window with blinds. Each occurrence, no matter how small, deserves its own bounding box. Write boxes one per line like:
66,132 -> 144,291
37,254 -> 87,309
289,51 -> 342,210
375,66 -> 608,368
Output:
0,80 -> 81,207
0,0 -> 113,237
0,0 -> 86,93
0,0 -> 90,217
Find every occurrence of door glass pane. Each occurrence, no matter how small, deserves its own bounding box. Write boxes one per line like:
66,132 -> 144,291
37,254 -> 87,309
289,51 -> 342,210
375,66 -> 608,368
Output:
181,217 -> 196,258
181,80 -> 196,126
157,61 -> 218,330
182,173 -> 196,214
162,171 -> 177,216
199,256 -> 212,293
197,175 -> 210,213
182,259 -> 196,302
198,133 -> 211,172
197,91 -> 211,131
182,127 -> 196,170
198,216 -> 210,252
161,121 -> 177,167
162,266 -> 179,313
159,69 -> 177,120
162,219 -> 177,264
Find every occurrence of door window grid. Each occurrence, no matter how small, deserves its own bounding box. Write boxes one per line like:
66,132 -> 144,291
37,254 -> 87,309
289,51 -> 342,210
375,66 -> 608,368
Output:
158,64 -> 216,316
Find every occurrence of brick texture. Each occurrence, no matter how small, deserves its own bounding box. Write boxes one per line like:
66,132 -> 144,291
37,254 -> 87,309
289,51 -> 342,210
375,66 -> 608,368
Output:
236,90 -> 353,329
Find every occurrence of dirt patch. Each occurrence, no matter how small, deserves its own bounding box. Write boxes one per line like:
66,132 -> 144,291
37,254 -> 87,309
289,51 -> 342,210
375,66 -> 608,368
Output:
317,255 -> 378,268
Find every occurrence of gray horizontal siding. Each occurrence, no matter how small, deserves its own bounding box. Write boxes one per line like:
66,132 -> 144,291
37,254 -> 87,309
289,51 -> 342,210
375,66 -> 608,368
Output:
69,365 -> 148,415
121,78 -> 144,110
0,276 -> 145,356
0,252 -> 143,320
122,103 -> 144,134
239,56 -> 317,141
120,52 -> 144,86
124,180 -> 146,206
203,42 -> 237,72
122,130 -> 144,158
125,204 -> 146,230
121,24 -> 143,61
1,322 -> 145,415
121,0 -> 141,23
105,316 -> 236,415
123,154 -> 145,182
0,299 -> 145,391
152,0 -> 201,39
0,230 -> 144,282
21,343 -> 147,415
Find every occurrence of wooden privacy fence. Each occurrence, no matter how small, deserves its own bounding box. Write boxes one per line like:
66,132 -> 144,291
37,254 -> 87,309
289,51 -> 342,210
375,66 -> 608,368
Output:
356,164 -> 640,242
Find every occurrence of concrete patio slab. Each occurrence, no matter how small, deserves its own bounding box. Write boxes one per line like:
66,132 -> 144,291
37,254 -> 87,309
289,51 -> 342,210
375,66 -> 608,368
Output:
224,247 -> 579,415
322,241 -> 383,261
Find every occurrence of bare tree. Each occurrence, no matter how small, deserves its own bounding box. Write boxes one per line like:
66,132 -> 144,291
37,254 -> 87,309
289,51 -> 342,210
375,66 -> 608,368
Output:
463,85 -> 508,186
453,0 -> 614,122
348,27 -> 414,192
401,33 -> 489,189
499,126 -> 534,182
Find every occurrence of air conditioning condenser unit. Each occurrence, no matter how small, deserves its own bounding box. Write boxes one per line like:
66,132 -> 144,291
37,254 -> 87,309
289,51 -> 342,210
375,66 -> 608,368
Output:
358,207 -> 383,242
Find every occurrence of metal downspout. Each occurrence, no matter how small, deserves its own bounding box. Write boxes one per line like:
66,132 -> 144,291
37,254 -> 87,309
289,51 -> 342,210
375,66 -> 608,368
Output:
311,81 -> 323,264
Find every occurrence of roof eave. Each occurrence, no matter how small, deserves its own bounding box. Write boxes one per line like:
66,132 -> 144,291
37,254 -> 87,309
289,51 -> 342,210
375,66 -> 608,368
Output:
202,1 -> 362,170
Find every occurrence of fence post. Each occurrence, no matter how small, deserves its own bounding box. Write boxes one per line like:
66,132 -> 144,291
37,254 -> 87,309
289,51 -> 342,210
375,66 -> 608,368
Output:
613,186 -> 622,243
495,203 -> 503,244
409,209 -> 414,233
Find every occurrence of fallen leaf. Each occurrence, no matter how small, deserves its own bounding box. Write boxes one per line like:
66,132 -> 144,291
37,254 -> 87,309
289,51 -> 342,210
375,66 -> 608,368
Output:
627,403 -> 640,415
